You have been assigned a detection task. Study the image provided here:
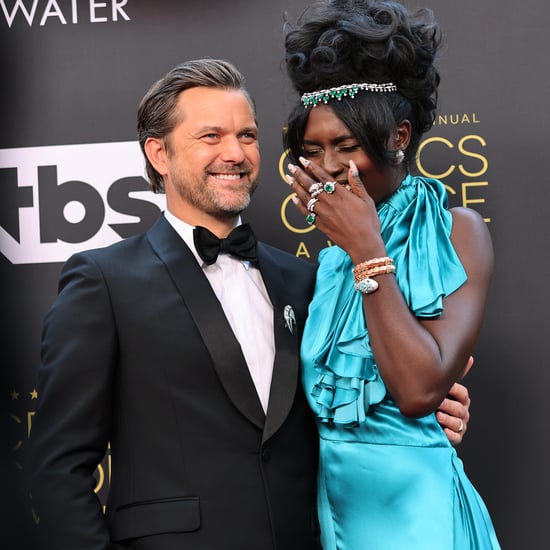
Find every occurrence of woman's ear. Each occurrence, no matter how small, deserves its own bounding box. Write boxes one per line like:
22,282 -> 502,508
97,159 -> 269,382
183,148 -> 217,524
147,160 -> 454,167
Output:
144,137 -> 168,178
394,120 -> 412,150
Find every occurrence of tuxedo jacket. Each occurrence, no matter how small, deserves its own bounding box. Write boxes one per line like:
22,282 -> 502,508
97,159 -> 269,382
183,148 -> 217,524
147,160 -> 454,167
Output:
30,215 -> 320,550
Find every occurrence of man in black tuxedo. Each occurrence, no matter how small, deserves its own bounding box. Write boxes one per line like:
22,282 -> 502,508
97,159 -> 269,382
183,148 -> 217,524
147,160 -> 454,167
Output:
30,59 -> 471,549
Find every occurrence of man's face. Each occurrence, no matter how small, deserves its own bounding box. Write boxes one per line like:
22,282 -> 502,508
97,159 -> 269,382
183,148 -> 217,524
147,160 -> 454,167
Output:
161,86 -> 260,222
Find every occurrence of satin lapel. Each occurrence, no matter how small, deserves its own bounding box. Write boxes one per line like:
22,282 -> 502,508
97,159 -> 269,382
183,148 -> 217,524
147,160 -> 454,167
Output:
257,243 -> 301,442
147,216 -> 264,429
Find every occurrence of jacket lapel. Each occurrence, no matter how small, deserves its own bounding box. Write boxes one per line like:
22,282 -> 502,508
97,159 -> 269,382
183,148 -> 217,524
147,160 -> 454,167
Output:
257,243 -> 302,442
147,216 -> 265,429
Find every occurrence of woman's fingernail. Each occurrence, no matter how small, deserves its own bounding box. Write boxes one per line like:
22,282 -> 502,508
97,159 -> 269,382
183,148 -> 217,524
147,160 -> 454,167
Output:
349,159 -> 359,177
288,163 -> 297,174
285,174 -> 295,185
291,196 -> 300,205
299,156 -> 310,167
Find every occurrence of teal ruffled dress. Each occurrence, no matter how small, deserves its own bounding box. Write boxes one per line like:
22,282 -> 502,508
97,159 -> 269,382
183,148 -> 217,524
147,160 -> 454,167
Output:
302,175 -> 500,549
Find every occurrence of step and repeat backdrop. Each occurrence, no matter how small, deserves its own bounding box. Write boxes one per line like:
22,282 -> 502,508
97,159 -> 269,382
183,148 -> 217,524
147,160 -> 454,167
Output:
2,1 -> 549,547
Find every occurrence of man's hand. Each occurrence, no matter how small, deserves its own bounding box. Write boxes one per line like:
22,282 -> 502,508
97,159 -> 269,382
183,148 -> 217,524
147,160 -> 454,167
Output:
436,356 -> 473,445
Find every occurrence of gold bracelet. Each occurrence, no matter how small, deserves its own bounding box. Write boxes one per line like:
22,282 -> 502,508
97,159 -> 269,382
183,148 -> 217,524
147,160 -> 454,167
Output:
353,257 -> 395,283
366,264 -> 397,277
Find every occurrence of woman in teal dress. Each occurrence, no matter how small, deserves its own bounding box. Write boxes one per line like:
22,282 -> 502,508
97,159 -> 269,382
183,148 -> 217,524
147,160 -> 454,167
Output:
283,1 -> 501,548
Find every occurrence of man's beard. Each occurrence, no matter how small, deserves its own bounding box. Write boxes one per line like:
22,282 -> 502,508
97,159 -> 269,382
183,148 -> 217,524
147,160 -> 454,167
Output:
173,169 -> 259,219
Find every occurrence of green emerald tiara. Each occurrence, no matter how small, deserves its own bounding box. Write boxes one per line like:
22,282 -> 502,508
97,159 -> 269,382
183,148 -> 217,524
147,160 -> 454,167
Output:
301,82 -> 397,108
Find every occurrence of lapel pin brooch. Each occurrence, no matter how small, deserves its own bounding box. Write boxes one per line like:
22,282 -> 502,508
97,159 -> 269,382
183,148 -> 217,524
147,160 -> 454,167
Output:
283,305 -> 296,335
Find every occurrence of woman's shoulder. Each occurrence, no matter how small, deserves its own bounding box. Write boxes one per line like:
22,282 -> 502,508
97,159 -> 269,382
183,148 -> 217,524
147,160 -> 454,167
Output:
450,206 -> 491,242
449,206 -> 494,276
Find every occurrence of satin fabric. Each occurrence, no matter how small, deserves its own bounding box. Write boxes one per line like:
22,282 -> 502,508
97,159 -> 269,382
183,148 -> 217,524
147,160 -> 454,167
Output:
302,175 -> 500,549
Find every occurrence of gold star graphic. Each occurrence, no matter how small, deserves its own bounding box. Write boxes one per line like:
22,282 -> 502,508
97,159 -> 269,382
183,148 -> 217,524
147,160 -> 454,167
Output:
10,390 -> 19,400
30,389 -> 38,400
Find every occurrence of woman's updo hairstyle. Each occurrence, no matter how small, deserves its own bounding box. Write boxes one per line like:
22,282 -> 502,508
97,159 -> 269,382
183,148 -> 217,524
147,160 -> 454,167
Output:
283,0 -> 441,168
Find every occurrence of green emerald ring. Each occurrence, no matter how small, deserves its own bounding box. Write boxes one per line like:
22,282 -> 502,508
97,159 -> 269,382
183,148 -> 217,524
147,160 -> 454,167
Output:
306,212 -> 316,225
324,181 -> 336,193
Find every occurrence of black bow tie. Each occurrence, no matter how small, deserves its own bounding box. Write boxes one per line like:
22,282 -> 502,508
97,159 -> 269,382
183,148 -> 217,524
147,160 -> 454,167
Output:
193,223 -> 258,265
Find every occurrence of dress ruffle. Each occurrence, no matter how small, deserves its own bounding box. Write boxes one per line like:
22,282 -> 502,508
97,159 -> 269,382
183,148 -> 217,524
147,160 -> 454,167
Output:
302,175 -> 467,426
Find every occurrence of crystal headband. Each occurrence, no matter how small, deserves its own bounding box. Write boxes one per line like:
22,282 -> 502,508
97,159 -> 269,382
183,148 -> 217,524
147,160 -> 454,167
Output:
301,82 -> 397,108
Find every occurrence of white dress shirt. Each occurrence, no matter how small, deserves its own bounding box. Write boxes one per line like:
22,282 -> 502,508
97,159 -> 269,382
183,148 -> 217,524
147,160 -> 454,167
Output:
164,210 -> 275,413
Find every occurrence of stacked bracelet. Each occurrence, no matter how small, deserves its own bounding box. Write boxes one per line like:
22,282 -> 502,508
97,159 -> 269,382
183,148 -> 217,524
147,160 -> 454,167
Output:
353,256 -> 396,294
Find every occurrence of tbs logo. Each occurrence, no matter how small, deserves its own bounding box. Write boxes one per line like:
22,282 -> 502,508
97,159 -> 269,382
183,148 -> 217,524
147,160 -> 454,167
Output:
0,142 -> 166,264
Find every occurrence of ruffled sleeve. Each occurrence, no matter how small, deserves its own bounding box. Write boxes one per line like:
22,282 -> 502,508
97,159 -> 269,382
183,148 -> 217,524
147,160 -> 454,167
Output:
301,175 -> 467,426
